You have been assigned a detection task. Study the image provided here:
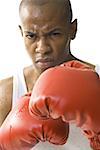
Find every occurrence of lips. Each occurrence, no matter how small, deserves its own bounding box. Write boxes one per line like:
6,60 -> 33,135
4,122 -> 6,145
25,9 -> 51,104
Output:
36,58 -> 53,63
35,58 -> 54,70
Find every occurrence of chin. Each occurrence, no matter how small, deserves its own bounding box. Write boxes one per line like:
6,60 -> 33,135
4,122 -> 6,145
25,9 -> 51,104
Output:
36,64 -> 55,74
39,66 -> 52,74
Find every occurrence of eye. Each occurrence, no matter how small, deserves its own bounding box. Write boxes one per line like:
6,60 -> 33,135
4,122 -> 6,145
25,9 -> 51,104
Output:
49,31 -> 61,38
52,32 -> 61,36
25,32 -> 37,40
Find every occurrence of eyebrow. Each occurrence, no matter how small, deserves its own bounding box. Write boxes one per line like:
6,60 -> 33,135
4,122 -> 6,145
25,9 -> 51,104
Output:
24,31 -> 36,34
24,27 -> 62,35
48,28 -> 62,33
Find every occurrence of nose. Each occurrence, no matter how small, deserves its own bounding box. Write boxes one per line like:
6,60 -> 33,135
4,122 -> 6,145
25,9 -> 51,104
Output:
35,37 -> 51,54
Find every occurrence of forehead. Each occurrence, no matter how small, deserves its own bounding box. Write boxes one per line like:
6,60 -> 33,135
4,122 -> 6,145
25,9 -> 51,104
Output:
20,2 -> 68,30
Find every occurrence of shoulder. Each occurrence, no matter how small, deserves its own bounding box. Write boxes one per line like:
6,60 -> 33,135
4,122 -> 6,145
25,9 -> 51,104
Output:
70,55 -> 95,69
74,57 -> 95,69
0,76 -> 13,126
0,76 -> 13,87
0,76 -> 13,97
83,61 -> 95,69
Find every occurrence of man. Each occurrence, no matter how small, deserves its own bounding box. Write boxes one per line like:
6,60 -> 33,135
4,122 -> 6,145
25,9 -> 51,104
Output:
0,0 -> 95,149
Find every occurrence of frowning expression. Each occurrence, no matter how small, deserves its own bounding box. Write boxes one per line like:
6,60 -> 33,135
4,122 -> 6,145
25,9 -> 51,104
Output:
19,2 -> 76,73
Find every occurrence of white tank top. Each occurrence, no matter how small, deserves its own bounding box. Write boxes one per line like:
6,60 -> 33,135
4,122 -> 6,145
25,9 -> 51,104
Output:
12,64 -> 100,150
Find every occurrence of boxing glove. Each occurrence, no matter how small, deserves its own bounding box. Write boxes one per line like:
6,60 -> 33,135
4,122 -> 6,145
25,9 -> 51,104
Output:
0,93 -> 69,150
29,60 -> 100,150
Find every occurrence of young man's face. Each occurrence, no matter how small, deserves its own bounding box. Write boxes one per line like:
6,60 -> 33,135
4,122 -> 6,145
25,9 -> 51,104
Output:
20,3 -> 77,73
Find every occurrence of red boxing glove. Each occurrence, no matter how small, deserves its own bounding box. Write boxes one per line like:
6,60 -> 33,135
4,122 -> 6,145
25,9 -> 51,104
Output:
29,60 -> 100,150
0,93 -> 69,150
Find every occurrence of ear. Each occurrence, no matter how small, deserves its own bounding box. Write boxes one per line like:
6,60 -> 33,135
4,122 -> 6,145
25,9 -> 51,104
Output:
18,25 -> 23,36
70,19 -> 77,40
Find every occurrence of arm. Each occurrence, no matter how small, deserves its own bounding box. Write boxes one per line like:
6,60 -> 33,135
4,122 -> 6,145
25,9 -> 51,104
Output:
0,77 -> 13,126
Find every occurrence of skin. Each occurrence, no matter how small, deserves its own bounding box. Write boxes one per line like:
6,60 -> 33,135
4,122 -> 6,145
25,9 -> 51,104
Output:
19,0 -> 77,74
0,0 -> 95,126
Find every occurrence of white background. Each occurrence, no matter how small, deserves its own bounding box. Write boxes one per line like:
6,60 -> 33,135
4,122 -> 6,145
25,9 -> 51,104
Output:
0,0 -> 100,79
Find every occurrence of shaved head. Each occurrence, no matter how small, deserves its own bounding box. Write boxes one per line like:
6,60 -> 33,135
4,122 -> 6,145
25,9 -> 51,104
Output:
19,0 -> 73,23
18,0 -> 77,73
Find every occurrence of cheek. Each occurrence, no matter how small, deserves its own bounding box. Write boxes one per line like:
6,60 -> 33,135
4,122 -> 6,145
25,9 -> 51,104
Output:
52,38 -> 68,55
24,38 -> 31,50
24,39 -> 36,55
58,35 -> 69,47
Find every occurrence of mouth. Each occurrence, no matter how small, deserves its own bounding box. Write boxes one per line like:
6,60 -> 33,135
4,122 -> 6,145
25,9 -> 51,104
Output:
35,58 -> 54,71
